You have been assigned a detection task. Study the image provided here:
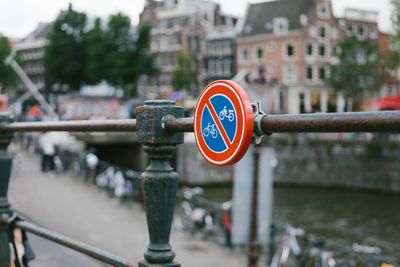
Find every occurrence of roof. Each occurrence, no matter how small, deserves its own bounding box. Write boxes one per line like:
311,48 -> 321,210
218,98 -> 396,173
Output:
239,0 -> 314,37
23,23 -> 52,41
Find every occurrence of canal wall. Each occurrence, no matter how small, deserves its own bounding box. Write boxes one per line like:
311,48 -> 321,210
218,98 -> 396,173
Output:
177,137 -> 400,192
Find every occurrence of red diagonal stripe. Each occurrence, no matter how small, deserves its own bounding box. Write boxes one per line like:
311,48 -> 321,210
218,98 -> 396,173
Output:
206,101 -> 232,146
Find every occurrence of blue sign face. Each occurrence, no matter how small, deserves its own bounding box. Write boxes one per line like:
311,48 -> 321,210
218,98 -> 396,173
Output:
201,94 -> 237,153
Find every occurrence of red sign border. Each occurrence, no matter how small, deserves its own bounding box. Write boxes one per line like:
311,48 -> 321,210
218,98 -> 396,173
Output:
194,80 -> 254,166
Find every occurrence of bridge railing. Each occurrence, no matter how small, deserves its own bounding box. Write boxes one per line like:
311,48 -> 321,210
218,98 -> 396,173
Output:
0,99 -> 400,267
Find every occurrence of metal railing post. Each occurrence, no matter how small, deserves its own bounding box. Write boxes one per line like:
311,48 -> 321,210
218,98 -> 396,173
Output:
136,100 -> 184,267
0,113 -> 14,266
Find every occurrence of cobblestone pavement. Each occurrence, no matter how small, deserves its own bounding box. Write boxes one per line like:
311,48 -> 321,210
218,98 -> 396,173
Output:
7,143 -> 248,267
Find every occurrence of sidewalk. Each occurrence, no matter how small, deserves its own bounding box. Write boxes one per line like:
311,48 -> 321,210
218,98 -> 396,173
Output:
27,234 -> 107,267
7,144 -> 248,267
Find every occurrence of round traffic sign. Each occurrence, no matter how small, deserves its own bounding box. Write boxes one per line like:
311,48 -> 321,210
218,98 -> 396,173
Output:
194,80 -> 254,166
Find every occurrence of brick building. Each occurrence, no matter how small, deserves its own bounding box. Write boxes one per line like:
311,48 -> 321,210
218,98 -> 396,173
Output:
236,0 -> 344,114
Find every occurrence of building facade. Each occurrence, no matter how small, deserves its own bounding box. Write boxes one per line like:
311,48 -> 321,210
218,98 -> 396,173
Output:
204,16 -> 237,85
138,0 -> 237,98
236,0 -> 344,114
13,23 -> 52,96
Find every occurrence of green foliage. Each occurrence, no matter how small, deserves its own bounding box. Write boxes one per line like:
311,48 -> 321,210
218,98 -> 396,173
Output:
172,51 -> 197,91
0,36 -> 18,91
102,14 -> 158,96
86,18 -> 106,84
44,6 -> 157,96
44,3 -> 87,90
327,37 -> 379,101
391,0 -> 400,45
382,0 -> 400,71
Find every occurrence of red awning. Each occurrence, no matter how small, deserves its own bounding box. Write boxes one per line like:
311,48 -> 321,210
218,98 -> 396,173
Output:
370,94 -> 400,110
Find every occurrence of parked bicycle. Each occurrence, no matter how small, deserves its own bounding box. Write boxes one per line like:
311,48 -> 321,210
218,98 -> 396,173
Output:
269,222 -> 397,267
269,223 -> 307,267
173,186 -> 232,247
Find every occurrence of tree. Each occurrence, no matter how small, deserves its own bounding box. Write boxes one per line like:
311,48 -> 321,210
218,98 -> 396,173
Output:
122,22 -> 158,96
172,51 -> 197,91
101,14 -> 157,96
45,7 -> 157,96
0,36 -> 18,91
327,37 -> 379,110
379,0 -> 400,75
86,18 -> 106,84
391,0 -> 400,46
44,4 -> 87,90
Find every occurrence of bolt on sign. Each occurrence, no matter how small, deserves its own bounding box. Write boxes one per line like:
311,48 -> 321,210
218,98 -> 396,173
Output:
194,80 -> 254,166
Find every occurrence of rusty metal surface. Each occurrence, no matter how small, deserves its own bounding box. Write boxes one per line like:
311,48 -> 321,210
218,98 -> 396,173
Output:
261,111 -> 400,133
2,119 -> 137,132
136,100 -> 184,145
15,221 -> 134,267
3,111 -> 399,134
163,118 -> 194,133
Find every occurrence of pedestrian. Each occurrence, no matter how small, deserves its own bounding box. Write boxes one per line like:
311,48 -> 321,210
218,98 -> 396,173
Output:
85,148 -> 98,183
38,132 -> 55,174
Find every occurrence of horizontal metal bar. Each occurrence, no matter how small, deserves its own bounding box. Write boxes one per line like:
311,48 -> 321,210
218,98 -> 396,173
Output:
2,119 -> 136,132
3,111 -> 400,134
15,221 -> 134,267
261,111 -> 400,133
163,117 -> 194,132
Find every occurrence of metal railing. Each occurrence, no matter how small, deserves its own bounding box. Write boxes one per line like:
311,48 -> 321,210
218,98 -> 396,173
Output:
0,100 -> 399,267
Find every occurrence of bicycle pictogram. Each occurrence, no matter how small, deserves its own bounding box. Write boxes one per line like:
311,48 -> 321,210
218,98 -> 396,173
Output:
203,123 -> 218,138
219,106 -> 235,122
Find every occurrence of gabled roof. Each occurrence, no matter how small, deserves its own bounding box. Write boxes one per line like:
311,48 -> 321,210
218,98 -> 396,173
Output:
239,0 -> 314,37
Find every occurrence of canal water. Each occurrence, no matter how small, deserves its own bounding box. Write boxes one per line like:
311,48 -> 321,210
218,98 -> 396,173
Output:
203,185 -> 400,264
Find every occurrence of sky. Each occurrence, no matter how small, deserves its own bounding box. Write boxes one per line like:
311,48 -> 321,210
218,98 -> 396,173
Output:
0,0 -> 394,39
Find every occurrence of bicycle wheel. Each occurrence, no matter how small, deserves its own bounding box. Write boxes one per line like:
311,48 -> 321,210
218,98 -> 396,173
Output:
270,244 -> 291,267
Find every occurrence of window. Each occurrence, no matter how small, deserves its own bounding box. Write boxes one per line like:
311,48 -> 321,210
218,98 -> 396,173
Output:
319,45 -> 326,57
284,65 -> 297,84
346,23 -> 353,35
216,42 -> 222,55
369,25 -> 378,39
256,47 -> 264,62
273,17 -> 289,35
241,48 -> 248,63
317,3 -> 330,19
244,25 -> 252,33
306,66 -> 313,80
207,43 -> 212,55
317,23 -> 329,40
331,45 -> 339,57
306,43 -> 313,56
208,60 -> 215,75
223,41 -> 231,54
224,60 -> 231,76
319,26 -> 326,39
319,66 -> 329,81
357,25 -> 366,39
265,21 -> 273,31
216,61 -> 223,75
285,43 -> 295,58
